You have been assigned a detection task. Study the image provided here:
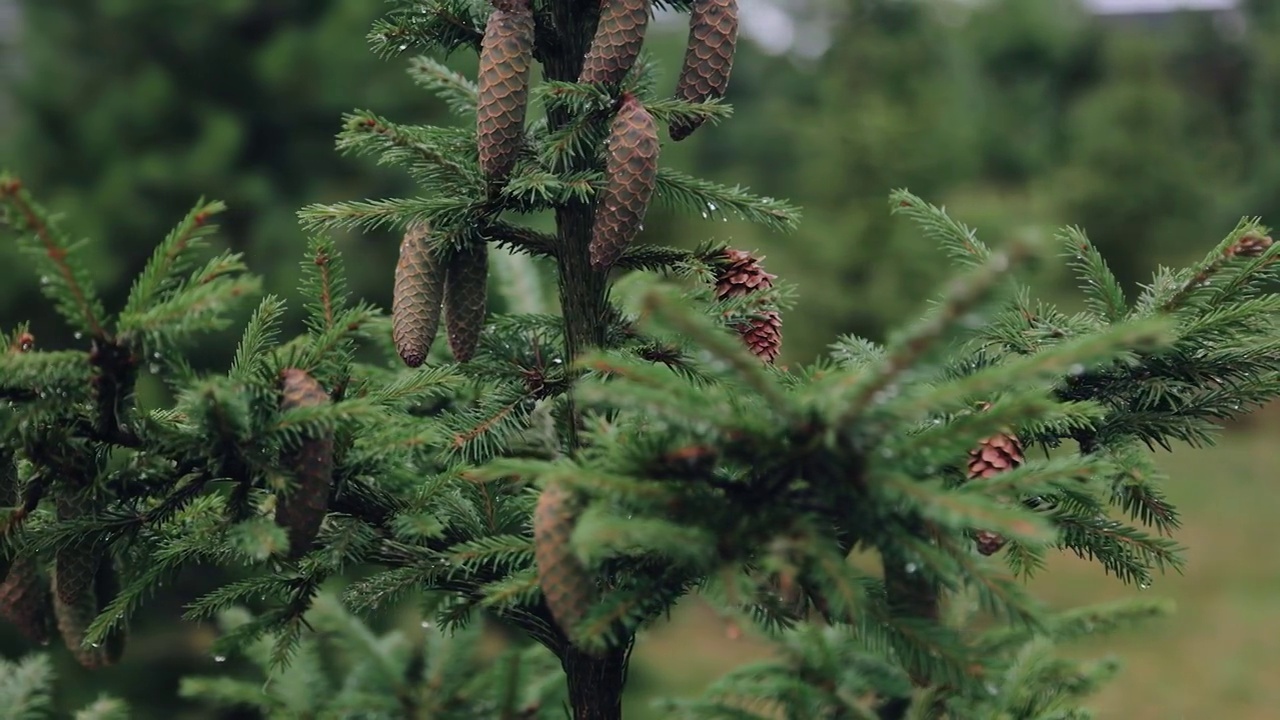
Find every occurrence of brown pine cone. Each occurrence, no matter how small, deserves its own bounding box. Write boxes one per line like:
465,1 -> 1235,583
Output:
276,369 -> 334,559
735,310 -> 782,364
0,556 -> 53,645
54,485 -> 97,623
714,248 -> 775,300
579,0 -> 651,86
52,558 -> 120,669
444,243 -> 490,362
967,432 -> 1024,479
974,530 -> 1008,557
533,482 -> 594,640
670,0 -> 739,141
392,223 -> 446,368
1227,233 -> 1274,258
589,93 -> 659,270
477,0 -> 534,188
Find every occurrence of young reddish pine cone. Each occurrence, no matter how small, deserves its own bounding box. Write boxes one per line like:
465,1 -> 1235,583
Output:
443,243 -> 490,362
1227,233 -> 1274,259
276,369 -> 335,559
392,223 -> 446,368
477,0 -> 535,188
966,412 -> 1024,556
589,94 -> 659,270
714,248 -> 776,300
670,0 -> 739,141
579,0 -> 651,86
737,310 -> 783,364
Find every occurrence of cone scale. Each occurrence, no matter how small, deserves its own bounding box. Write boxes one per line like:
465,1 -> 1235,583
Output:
670,0 -> 739,141
589,94 -> 659,270
477,0 -> 535,188
393,223 -> 446,368
276,369 -> 334,559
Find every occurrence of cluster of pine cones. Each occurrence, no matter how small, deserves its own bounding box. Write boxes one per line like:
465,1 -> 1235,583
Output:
390,0 -> 741,369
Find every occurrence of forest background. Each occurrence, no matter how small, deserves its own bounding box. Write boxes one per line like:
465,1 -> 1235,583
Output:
1,0 -> 1278,717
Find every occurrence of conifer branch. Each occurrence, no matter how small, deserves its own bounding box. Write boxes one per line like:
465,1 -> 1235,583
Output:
0,176 -> 108,339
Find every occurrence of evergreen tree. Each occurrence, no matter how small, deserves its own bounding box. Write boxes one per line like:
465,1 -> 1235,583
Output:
2,2 -> 1280,719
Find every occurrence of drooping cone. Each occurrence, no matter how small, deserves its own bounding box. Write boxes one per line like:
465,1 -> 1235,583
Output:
392,223 -> 446,367
1227,233 -> 1274,258
735,310 -> 782,364
443,243 -> 490,362
966,421 -> 1025,556
589,94 -> 659,270
276,369 -> 334,559
579,0 -> 651,85
670,0 -> 739,141
53,485 -> 98,634
0,556 -> 53,645
533,482 -> 594,640
713,248 -> 776,300
477,0 -> 534,188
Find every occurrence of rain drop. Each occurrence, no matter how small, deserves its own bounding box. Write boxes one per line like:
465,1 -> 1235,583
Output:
905,562 -> 918,574
1068,363 -> 1086,376
73,331 -> 83,340
214,654 -> 227,663
985,683 -> 999,696
39,275 -> 49,285
420,620 -> 432,629
707,202 -> 718,212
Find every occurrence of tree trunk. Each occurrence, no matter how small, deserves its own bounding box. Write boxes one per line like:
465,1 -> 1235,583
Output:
562,641 -> 632,720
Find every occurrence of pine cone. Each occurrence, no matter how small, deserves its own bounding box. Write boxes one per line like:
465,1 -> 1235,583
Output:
53,552 -> 123,669
966,416 -> 1024,556
974,530 -> 1008,557
670,0 -> 739,141
714,248 -> 775,300
579,0 -> 651,85
53,485 -> 97,625
533,482 -> 594,639
393,223 -> 446,367
967,432 -> 1024,479
0,556 -> 53,645
589,94 -> 659,270
276,369 -> 334,559
444,243 -> 490,362
735,310 -> 782,364
1227,233 -> 1274,258
477,0 -> 534,188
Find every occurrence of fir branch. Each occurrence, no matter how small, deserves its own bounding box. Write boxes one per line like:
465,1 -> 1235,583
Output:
297,195 -> 478,235
1061,226 -> 1128,323
0,176 -> 108,338
655,168 -> 801,232
406,55 -> 479,114
890,189 -> 990,266
0,654 -> 55,719
367,0 -> 485,59
122,198 -> 227,318
230,296 -> 287,382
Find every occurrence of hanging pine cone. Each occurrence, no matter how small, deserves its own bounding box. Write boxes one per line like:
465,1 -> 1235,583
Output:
444,243 -> 490,362
589,94 -> 659,270
579,0 -> 651,85
967,431 -> 1024,479
53,485 -> 98,632
714,248 -> 776,300
53,553 -> 123,669
393,223 -> 446,367
670,0 -> 739,141
734,310 -> 782,364
1227,233 -> 1274,258
0,556 -> 53,645
276,369 -> 334,559
966,415 -> 1025,556
477,0 -> 534,188
533,482 -> 594,640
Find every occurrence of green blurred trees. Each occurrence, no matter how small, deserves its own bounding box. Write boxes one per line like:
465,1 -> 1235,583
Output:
0,0 -> 451,354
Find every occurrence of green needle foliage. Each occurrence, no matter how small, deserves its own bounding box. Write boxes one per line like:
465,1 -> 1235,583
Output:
2,3 -> 1280,719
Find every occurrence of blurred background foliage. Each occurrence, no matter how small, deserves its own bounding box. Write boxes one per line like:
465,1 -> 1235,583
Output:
1,0 -> 1279,718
